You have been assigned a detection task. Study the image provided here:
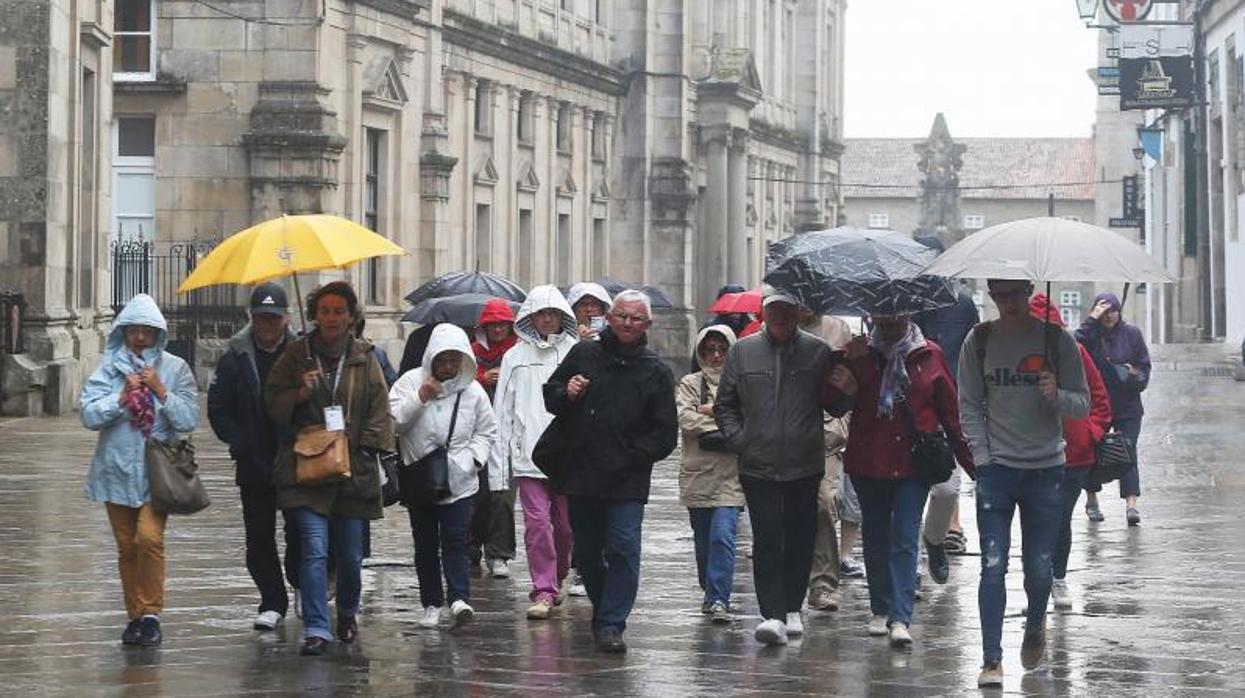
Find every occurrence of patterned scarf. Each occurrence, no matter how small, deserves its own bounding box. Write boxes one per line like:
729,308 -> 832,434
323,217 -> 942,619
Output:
123,356 -> 156,438
870,322 -> 926,419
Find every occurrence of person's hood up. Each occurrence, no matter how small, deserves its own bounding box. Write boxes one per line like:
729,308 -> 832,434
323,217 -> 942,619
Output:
695,324 -> 737,379
515,285 -> 577,346
1029,293 -> 1064,327
1093,292 -> 1123,315
716,283 -> 747,298
566,282 -> 612,312
107,294 -> 169,367
474,298 -> 517,348
421,323 -> 478,395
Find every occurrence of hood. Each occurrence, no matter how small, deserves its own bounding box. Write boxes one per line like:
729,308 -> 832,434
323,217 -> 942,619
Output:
566,282 -> 612,312
107,294 -> 169,366
474,298 -> 517,349
1093,292 -> 1123,315
695,324 -> 737,362
515,285 -> 577,345
1029,293 -> 1064,327
421,323 -> 479,395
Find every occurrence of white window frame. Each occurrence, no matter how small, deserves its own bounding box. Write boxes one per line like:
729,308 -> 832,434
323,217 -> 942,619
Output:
1059,290 -> 1082,308
1060,308 -> 1078,327
111,116 -> 157,243
867,213 -> 890,229
963,214 -> 985,230
114,0 -> 156,82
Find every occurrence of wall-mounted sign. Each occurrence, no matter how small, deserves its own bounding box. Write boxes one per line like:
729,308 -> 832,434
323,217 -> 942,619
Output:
1118,25 -> 1195,110
1104,0 -> 1154,23
1122,175 -> 1139,218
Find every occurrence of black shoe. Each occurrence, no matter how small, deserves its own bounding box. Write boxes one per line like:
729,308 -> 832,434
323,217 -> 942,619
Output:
337,615 -> 358,643
121,618 -> 142,645
1126,507 -> 1141,527
136,616 -> 162,647
300,637 -> 329,656
595,626 -> 627,654
926,538 -> 949,585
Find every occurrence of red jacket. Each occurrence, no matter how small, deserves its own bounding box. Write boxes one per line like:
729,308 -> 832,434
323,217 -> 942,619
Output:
822,341 -> 975,480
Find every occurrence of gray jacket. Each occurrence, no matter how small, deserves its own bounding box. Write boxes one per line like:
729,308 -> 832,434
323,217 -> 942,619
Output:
714,328 -> 833,482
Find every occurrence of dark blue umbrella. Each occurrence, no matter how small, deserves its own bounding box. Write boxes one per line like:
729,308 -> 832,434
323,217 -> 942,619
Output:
764,228 -> 957,317
404,271 -> 526,306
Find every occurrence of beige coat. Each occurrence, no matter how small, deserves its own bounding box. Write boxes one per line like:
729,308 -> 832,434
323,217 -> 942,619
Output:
677,326 -> 744,508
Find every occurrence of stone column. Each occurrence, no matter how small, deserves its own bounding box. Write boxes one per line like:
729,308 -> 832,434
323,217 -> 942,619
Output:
727,129 -> 749,285
702,128 -> 730,307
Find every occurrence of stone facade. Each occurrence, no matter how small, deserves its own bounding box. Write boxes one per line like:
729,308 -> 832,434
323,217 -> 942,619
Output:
0,0 -> 847,414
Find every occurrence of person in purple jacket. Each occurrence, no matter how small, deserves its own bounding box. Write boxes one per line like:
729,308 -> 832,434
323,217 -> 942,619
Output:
1075,292 -> 1151,526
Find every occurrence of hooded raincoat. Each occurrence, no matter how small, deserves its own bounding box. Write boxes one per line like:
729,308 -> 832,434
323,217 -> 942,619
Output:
1030,295 -> 1113,467
472,299 -> 518,393
676,326 -> 745,508
81,294 -> 200,507
390,324 -> 498,505
1075,292 -> 1150,421
489,286 -> 579,490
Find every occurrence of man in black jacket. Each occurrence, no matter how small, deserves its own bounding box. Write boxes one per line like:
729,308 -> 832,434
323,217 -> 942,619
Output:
543,289 -> 677,654
208,283 -> 299,630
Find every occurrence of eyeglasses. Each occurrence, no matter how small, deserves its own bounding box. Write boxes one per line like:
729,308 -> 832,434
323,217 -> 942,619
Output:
609,311 -> 650,325
702,345 -> 729,356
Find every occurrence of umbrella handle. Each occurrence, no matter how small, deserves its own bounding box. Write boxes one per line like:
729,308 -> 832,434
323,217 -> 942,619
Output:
293,273 -> 308,333
1043,281 -> 1053,374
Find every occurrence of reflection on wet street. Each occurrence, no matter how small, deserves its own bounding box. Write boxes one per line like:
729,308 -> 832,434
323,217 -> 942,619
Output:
1,363 -> 1242,695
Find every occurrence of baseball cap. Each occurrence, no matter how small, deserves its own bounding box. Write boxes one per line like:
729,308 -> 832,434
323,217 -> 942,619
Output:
761,284 -> 800,308
249,282 -> 289,316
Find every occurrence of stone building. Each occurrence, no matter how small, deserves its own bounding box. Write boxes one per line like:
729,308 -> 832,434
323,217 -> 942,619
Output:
0,0 -> 846,415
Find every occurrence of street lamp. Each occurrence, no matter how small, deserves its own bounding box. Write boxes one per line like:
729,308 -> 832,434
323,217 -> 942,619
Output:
1133,146 -> 1146,162
1076,0 -> 1099,21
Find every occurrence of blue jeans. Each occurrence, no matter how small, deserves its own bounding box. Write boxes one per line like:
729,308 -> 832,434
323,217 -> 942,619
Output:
1054,467 -> 1091,580
976,464 -> 1064,664
568,497 -> 645,633
408,497 -> 473,608
291,507 -> 366,642
688,507 -> 740,606
851,475 -> 929,626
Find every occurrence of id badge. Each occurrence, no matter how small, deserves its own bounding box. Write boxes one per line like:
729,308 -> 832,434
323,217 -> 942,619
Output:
324,406 -> 345,432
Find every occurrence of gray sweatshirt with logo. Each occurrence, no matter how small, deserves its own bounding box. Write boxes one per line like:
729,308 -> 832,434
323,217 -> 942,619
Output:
957,319 -> 1089,470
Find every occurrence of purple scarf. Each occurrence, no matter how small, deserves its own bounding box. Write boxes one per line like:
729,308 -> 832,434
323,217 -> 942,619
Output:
869,323 -> 926,419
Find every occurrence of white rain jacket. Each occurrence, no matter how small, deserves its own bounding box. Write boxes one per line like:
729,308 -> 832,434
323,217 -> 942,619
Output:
488,285 -> 578,489
390,324 -> 497,505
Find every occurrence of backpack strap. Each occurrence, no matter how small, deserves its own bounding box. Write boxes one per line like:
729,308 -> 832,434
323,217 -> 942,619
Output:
973,320 -> 992,393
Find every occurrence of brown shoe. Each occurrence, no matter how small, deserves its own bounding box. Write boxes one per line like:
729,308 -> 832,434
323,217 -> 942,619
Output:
977,661 -> 1003,687
808,587 -> 840,611
1020,618 -> 1047,670
336,615 -> 358,643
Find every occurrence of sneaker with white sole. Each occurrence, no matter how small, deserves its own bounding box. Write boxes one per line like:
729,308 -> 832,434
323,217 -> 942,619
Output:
888,622 -> 913,648
527,597 -> 553,620
708,601 -> 731,624
253,610 -> 283,631
1051,579 -> 1072,611
567,569 -> 587,597
450,600 -> 474,627
978,661 -> 1004,687
754,618 -> 788,645
785,611 -> 804,636
487,559 -> 511,578
419,606 -> 442,628
867,615 -> 889,637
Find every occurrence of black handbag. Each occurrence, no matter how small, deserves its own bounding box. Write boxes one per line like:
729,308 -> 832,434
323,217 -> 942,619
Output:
400,392 -> 461,507
532,417 -> 567,485
377,444 -> 402,507
697,430 -> 732,452
897,399 -> 955,486
1089,428 -> 1136,487
146,438 -> 211,515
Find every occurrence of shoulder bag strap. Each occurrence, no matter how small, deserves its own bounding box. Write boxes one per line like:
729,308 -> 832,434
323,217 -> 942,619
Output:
445,391 -> 464,448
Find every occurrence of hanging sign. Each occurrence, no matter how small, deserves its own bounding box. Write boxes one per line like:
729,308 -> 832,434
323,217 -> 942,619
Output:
1104,0 -> 1154,23
1118,25 -> 1195,110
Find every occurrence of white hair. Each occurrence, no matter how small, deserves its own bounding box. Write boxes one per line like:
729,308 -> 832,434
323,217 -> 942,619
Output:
610,289 -> 653,319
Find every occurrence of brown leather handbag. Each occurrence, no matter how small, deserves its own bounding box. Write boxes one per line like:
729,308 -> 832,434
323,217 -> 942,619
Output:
293,366 -> 354,485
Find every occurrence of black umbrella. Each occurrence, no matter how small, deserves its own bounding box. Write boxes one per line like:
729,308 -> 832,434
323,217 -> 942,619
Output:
404,271 -> 526,306
595,277 -> 674,309
401,293 -> 520,328
764,228 -> 957,317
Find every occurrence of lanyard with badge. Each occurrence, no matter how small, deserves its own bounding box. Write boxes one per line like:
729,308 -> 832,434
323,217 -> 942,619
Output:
315,354 -> 347,432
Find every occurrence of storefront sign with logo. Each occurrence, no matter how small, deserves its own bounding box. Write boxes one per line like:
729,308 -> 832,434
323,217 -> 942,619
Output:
1104,0 -> 1154,23
1119,24 -> 1195,110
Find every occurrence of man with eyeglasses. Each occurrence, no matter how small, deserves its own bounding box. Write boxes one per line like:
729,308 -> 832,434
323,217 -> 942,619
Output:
543,289 -> 678,654
959,279 -> 1089,687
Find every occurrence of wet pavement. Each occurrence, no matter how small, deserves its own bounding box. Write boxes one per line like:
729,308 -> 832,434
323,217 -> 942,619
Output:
2,359 -> 1244,696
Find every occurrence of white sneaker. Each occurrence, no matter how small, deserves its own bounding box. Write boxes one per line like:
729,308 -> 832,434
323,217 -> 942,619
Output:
292,589 -> 302,619
450,600 -> 475,627
568,569 -> 587,597
754,618 -> 788,645
487,559 -> 511,578
867,615 -> 889,637
889,622 -> 913,648
419,606 -> 442,628
252,610 -> 283,631
785,611 -> 804,636
1052,579 -> 1073,611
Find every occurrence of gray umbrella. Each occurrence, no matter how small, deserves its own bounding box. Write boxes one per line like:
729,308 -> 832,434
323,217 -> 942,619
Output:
764,228 -> 958,317
404,271 -> 526,306
401,293 -> 519,327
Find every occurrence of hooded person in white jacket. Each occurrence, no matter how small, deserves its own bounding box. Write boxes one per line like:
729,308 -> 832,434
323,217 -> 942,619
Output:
390,324 -> 497,629
490,285 -> 579,619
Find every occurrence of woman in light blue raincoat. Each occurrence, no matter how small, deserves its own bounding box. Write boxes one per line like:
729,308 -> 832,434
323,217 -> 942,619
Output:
80,293 -> 199,647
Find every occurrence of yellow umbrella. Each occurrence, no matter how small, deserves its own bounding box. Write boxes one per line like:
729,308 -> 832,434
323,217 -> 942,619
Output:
178,214 -> 406,292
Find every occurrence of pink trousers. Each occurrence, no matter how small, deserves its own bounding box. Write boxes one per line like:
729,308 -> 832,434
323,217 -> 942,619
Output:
517,477 -> 573,602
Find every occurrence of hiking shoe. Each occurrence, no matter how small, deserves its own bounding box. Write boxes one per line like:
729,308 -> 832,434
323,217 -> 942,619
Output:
1020,618 -> 1047,670
888,622 -> 913,648
450,600 -> 474,628
336,615 -> 358,643
527,597 -> 553,620
978,661 -> 1004,687
808,587 -> 840,611
1051,579 -> 1072,611
867,615 -> 889,637
754,618 -> 788,645
121,618 -> 142,645
943,530 -> 967,555
708,601 -> 732,624
136,616 -> 162,647
1085,503 -> 1105,522
419,606 -> 442,628
253,610 -> 283,631
926,538 -> 950,584
567,569 -> 587,597
1126,507 -> 1142,526
299,637 -> 329,656
785,611 -> 804,636
487,558 -> 511,578
595,626 -> 627,653
840,557 -> 865,578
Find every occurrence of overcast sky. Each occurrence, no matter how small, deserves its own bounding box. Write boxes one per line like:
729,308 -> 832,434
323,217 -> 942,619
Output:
844,1 -> 1100,138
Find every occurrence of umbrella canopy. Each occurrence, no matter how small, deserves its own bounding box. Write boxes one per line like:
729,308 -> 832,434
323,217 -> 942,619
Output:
764,228 -> 958,317
596,278 -> 674,309
708,287 -> 763,315
404,271 -> 526,306
922,216 -> 1175,283
401,294 -> 520,328
177,214 -> 406,292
